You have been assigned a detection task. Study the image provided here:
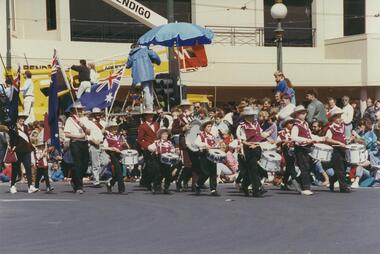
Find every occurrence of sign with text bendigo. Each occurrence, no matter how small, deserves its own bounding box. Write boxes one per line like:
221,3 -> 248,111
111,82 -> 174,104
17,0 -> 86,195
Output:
102,0 -> 168,28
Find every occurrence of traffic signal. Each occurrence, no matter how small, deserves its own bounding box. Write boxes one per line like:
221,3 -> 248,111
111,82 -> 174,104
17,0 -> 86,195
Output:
155,73 -> 185,108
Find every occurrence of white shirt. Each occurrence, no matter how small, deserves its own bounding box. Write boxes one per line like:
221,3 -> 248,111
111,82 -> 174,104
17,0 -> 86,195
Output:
342,104 -> 354,125
290,124 -> 323,146
21,79 -> 34,97
64,116 -> 87,140
84,119 -> 105,143
278,103 -> 296,121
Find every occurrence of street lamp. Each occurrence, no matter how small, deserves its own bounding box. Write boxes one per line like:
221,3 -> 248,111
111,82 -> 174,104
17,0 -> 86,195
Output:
271,0 -> 287,72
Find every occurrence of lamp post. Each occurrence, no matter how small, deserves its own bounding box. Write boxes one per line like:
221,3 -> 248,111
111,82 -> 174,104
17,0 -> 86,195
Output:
271,0 -> 287,72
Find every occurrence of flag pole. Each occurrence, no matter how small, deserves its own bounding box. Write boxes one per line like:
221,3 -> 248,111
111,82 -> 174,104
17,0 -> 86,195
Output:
54,49 -> 78,115
108,66 -> 125,119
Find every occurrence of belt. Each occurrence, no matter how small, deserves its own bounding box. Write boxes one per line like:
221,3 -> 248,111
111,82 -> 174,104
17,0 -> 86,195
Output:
344,123 -> 352,126
24,95 -> 33,98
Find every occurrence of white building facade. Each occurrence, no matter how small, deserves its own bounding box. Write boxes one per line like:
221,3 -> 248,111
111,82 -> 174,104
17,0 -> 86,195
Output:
0,0 -> 379,103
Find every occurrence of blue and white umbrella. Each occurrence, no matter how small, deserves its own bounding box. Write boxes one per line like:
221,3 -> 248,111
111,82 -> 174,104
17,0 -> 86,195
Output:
138,22 -> 214,47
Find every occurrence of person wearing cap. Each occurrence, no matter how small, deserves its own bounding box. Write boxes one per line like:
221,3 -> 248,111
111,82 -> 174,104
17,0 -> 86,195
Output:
148,128 -> 177,194
34,142 -> 53,192
103,119 -> 129,194
276,117 -> 301,192
194,120 -> 221,196
21,70 -> 35,124
290,105 -> 325,196
137,110 -> 159,190
63,101 -> 91,194
236,107 -> 271,197
324,108 -> 351,193
8,113 -> 38,194
171,99 -> 197,192
85,107 -> 106,187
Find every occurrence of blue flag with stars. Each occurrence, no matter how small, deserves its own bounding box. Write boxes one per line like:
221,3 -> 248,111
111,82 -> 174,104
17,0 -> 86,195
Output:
80,66 -> 125,111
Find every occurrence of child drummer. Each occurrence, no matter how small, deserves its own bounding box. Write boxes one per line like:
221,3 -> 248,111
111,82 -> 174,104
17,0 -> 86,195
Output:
324,108 -> 351,193
194,120 -> 221,196
277,117 -> 302,192
148,128 -> 178,194
290,105 -> 324,196
103,119 -> 130,194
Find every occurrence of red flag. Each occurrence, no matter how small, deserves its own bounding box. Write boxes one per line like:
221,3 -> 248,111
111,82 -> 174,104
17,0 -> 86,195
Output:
43,113 -> 51,143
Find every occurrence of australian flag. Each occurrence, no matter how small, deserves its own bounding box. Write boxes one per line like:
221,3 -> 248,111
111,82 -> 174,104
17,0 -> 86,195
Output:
48,50 -> 61,151
80,65 -> 125,111
8,65 -> 21,129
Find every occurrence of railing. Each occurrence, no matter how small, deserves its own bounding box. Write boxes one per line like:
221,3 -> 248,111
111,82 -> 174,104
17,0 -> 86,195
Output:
205,25 -> 316,47
70,19 -> 149,43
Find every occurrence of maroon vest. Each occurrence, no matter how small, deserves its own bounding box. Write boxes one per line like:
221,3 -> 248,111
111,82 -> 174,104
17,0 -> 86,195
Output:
200,131 -> 217,147
294,120 -> 311,139
329,123 -> 346,144
155,140 -> 174,154
241,121 -> 262,142
106,134 -> 124,150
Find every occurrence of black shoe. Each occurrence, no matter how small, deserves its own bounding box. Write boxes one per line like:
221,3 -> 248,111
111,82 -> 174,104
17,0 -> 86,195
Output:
93,184 -> 102,188
259,188 -> 268,194
329,182 -> 335,192
242,186 -> 249,197
280,184 -> 291,191
118,190 -> 127,195
163,189 -> 171,195
340,188 -> 351,193
210,190 -> 220,196
195,185 -> 201,196
182,183 -> 189,192
252,191 -> 264,198
175,181 -> 182,192
46,187 -> 54,193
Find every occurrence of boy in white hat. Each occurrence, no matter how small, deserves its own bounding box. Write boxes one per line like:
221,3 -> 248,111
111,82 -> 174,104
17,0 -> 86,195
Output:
324,108 -> 351,193
236,107 -> 271,197
103,119 -> 130,194
148,128 -> 177,194
290,105 -> 324,196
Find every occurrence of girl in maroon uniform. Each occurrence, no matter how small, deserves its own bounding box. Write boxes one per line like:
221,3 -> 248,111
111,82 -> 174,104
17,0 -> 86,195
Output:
148,128 -> 177,194
104,120 -> 130,194
324,108 -> 351,193
290,105 -> 324,196
194,120 -> 221,196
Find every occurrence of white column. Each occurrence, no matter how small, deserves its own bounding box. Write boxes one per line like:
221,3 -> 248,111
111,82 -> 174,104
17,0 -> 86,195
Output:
0,0 -> 7,83
57,0 -> 71,42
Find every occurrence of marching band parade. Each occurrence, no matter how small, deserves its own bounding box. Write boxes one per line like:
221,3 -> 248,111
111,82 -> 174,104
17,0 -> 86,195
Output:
1,69 -> 380,197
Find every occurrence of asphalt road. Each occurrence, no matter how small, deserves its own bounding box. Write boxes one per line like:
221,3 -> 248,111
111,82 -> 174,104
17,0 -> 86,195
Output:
0,182 -> 379,254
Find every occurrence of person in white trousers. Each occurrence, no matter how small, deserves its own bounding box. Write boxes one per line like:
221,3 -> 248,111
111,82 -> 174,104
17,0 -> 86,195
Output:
21,71 -> 35,124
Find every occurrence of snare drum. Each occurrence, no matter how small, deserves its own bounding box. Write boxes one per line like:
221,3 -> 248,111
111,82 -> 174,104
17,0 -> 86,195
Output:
346,144 -> 367,165
120,149 -> 139,165
260,142 -> 277,152
207,149 -> 227,163
309,143 -> 333,162
258,151 -> 282,172
160,153 -> 179,166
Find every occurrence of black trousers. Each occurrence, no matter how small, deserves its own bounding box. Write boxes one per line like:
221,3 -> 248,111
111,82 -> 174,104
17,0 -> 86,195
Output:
235,154 -> 247,184
11,152 -> 32,187
330,148 -> 349,191
178,149 -> 200,186
282,146 -> 298,184
70,141 -> 89,191
35,167 -> 50,189
197,152 -> 217,191
294,145 -> 313,190
141,150 -> 154,188
152,156 -> 174,190
242,146 -> 262,192
109,152 -> 125,193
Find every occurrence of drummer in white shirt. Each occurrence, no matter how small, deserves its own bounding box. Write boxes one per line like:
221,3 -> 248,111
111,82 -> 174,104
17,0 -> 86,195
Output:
63,101 -> 91,194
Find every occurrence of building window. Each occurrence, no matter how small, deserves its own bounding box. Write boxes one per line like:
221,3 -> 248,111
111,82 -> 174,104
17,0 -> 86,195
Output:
264,0 -> 314,47
46,0 -> 57,30
70,0 -> 192,43
344,0 -> 365,36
